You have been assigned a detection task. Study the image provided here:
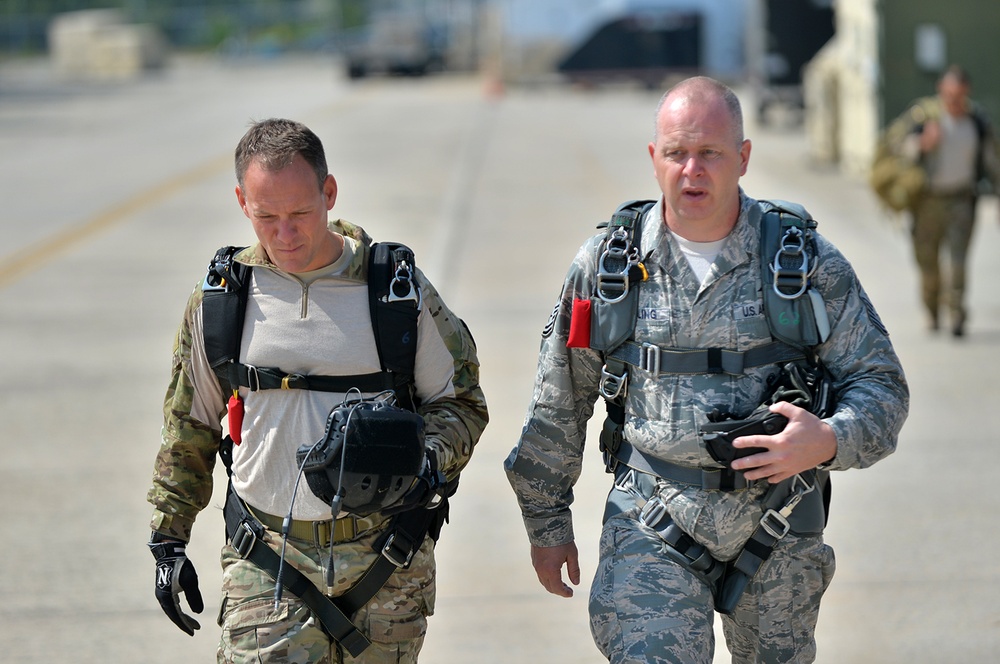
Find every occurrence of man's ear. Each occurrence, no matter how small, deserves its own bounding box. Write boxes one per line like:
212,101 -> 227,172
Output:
324,174 -> 338,211
235,185 -> 249,217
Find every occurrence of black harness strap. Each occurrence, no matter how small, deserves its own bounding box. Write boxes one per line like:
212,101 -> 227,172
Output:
202,246 -> 252,393
230,364 -> 397,394
223,489 -> 371,657
608,339 -> 806,376
367,242 -> 420,411
609,440 -> 751,491
222,486 -> 441,657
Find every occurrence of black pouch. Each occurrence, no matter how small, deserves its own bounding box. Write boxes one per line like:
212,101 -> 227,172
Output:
297,399 -> 425,516
700,360 -> 833,468
701,412 -> 787,468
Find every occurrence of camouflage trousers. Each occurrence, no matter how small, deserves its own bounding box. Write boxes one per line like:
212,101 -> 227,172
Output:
216,522 -> 436,664
910,192 -> 977,327
589,514 -> 835,664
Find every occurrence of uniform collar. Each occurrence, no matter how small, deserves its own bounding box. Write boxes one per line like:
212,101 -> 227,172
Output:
235,219 -> 375,284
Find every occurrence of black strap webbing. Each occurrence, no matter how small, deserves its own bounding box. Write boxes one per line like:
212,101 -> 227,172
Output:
228,363 -> 397,394
222,487 -> 437,656
223,489 -> 370,657
610,440 -> 750,491
608,340 -> 805,376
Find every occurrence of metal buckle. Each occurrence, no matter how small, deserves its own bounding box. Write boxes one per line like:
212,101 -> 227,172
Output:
596,229 -> 639,304
779,473 -> 816,516
639,343 -> 661,376
771,227 -> 810,300
613,467 -> 637,492
245,364 -> 260,392
760,509 -> 791,539
380,532 -> 415,568
231,521 -> 257,558
599,365 -> 627,400
313,519 -> 335,547
639,495 -> 669,529
596,271 -> 629,303
386,261 -> 422,307
604,227 -> 631,256
280,373 -> 305,390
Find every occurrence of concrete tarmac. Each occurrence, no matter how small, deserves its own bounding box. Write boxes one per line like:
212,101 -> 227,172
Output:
1,55 -> 997,663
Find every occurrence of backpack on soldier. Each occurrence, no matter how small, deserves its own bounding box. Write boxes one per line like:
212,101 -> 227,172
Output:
584,199 -> 834,614
201,241 -> 421,410
201,241 -> 455,657
870,100 -> 991,212
868,106 -> 927,212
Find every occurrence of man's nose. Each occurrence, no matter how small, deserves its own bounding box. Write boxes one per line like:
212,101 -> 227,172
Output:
682,155 -> 704,177
275,218 -> 298,240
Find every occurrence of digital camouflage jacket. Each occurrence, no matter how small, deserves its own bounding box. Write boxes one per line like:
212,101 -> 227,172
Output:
505,195 -> 908,559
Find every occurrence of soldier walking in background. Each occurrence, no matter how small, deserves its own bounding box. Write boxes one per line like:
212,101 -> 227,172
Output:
879,65 -> 1000,336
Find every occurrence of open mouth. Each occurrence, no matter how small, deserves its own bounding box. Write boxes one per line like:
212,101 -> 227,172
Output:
681,187 -> 708,201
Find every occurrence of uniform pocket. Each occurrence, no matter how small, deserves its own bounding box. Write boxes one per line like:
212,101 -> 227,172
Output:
367,611 -> 427,643
218,597 -> 291,664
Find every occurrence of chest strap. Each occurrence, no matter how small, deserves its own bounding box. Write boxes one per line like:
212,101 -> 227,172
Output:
609,440 -> 751,491
226,362 -> 398,394
608,340 -> 805,377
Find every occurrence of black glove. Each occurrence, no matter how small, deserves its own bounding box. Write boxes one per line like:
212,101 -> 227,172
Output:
382,450 -> 453,515
148,533 -> 204,636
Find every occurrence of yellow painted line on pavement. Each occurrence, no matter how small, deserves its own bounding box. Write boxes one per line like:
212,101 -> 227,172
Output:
0,154 -> 231,289
0,81 -> 448,290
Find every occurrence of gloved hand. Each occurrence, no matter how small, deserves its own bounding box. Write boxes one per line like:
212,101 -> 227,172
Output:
382,450 -> 453,515
148,533 -> 204,636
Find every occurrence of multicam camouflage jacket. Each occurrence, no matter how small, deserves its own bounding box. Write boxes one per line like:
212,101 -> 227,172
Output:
505,194 -> 908,559
148,220 -> 488,542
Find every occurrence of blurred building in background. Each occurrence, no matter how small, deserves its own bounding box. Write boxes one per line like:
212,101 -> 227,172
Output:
3,0 -> 997,185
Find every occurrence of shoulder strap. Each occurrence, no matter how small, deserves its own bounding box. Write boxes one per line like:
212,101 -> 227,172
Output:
202,246 -> 251,394
756,200 -> 829,349
368,242 -> 421,410
200,242 -> 421,410
589,200 -> 656,353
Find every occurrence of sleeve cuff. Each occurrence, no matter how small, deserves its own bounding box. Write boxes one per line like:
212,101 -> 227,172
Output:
523,513 -> 575,548
150,510 -> 195,542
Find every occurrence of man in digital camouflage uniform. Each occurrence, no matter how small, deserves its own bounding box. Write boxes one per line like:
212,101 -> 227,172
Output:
147,118 -> 488,663
882,64 -> 1000,337
505,77 -> 908,662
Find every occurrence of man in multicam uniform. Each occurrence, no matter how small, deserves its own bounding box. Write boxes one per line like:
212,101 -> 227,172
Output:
146,118 -> 488,663
505,77 -> 908,663
881,64 -> 1000,337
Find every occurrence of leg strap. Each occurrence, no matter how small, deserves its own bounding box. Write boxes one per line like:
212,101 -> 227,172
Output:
223,488 -> 371,657
619,468 -> 823,615
223,487 -> 441,657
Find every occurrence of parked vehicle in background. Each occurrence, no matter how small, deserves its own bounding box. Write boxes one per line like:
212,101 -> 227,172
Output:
557,10 -> 701,89
342,11 -> 446,79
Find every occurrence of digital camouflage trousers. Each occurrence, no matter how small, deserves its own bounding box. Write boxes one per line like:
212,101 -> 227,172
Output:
589,514 -> 835,664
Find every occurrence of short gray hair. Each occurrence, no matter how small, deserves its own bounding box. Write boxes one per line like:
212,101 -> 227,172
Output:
653,76 -> 744,144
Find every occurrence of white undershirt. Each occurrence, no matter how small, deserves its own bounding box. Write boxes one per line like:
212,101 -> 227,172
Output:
673,233 -> 728,284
